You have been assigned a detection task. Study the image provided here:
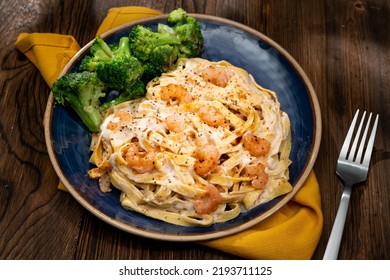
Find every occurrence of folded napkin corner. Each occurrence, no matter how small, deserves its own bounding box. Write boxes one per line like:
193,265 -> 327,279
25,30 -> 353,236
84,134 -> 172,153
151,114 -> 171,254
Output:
15,33 -> 81,86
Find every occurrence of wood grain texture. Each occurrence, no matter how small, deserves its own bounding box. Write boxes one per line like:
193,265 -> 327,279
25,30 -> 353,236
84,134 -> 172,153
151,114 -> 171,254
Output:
0,0 -> 389,260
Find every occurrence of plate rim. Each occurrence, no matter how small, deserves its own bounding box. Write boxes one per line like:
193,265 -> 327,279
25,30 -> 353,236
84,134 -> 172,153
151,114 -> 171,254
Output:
44,13 -> 322,241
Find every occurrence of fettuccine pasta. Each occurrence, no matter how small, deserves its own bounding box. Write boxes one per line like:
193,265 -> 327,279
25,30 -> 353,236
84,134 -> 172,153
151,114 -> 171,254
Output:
88,58 -> 292,226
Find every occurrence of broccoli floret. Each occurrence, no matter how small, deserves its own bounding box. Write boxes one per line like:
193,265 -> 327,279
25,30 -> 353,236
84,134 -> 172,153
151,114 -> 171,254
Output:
168,8 -> 204,57
79,56 -> 99,72
167,7 -> 187,23
90,36 -> 115,61
80,35 -> 143,91
90,36 -> 114,61
96,56 -> 144,90
127,8 -> 203,84
100,80 -> 146,111
128,25 -> 181,61
142,45 -> 178,82
77,35 -> 145,111
80,36 -> 131,71
51,71 -> 106,132
173,16 -> 203,57
80,37 -> 114,71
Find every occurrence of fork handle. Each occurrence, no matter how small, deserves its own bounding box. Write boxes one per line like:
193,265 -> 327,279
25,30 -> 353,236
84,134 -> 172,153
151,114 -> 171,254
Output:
323,183 -> 353,260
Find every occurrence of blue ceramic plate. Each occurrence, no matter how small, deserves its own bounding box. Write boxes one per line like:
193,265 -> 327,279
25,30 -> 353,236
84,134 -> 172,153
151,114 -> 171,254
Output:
44,14 -> 321,241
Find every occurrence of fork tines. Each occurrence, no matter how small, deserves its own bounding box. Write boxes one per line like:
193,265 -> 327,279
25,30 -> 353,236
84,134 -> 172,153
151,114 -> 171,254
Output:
339,110 -> 379,164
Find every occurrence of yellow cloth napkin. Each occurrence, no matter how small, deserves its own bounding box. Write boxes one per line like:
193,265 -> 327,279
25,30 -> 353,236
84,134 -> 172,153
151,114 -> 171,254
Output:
15,6 -> 323,260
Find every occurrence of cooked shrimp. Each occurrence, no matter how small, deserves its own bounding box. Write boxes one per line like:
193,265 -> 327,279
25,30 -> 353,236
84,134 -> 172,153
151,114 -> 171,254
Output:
160,84 -> 192,105
242,133 -> 271,157
125,143 -> 157,173
107,110 -> 132,130
193,183 -> 222,214
198,105 -> 225,127
193,144 -> 220,175
166,114 -> 186,133
200,65 -> 230,87
245,163 -> 269,190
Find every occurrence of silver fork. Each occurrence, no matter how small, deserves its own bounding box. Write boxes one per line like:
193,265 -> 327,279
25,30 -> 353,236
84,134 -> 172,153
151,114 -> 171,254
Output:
323,110 -> 379,260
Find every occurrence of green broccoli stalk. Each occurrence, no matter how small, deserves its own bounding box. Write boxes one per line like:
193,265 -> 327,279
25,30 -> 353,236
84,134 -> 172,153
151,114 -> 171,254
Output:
51,71 -> 106,132
114,37 -> 131,58
128,25 -> 181,62
100,80 -> 146,111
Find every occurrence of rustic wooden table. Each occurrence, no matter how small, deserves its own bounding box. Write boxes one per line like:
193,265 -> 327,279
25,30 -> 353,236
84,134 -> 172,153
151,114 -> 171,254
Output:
0,0 -> 389,260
